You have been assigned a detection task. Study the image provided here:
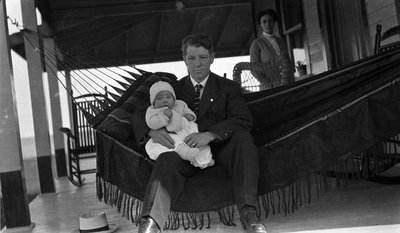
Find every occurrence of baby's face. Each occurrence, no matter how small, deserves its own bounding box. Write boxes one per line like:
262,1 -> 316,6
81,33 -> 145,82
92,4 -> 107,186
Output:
154,91 -> 175,109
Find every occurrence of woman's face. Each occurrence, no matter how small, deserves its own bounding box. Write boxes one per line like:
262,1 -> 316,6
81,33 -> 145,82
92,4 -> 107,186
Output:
260,14 -> 276,34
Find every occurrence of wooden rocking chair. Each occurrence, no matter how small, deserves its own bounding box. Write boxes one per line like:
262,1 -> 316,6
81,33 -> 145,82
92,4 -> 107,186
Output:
60,93 -> 108,186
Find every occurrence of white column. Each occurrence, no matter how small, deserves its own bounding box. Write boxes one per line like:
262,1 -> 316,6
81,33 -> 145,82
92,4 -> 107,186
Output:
0,0 -> 32,228
42,22 -> 68,177
21,0 -> 55,193
0,0 -> 23,174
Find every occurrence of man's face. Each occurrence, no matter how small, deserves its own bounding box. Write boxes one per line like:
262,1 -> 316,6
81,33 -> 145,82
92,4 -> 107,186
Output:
183,45 -> 214,82
154,91 -> 175,109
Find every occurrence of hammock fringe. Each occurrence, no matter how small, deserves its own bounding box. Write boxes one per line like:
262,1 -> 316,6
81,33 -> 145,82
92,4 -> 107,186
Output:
96,159 -> 367,230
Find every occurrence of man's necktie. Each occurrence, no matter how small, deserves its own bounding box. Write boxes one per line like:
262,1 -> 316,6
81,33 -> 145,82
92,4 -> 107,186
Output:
193,84 -> 202,117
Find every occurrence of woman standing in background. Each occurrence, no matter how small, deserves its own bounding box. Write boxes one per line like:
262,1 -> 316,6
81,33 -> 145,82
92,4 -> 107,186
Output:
249,9 -> 293,89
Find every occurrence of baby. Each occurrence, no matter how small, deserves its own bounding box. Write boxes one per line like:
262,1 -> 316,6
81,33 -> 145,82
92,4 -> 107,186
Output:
145,81 -> 214,169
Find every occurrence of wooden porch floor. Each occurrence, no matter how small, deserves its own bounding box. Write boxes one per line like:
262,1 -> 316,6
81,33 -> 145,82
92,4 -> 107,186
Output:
14,173 -> 400,233
2,162 -> 400,233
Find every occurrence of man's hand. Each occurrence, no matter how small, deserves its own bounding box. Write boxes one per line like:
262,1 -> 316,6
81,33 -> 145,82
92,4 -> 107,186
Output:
184,131 -> 216,148
163,109 -> 173,119
148,128 -> 175,149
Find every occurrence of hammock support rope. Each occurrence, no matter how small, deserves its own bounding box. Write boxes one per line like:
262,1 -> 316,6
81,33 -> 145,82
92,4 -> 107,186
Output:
21,29 -> 143,118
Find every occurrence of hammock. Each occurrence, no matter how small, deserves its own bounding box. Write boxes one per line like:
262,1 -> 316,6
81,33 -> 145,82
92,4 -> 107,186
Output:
19,28 -> 400,230
93,49 -> 400,230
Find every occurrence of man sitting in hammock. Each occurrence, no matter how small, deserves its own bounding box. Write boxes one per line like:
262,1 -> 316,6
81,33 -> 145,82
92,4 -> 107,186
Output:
137,33 -> 266,233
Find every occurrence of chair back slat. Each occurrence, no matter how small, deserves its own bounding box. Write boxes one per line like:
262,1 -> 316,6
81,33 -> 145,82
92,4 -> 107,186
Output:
72,93 -> 106,152
374,24 -> 400,54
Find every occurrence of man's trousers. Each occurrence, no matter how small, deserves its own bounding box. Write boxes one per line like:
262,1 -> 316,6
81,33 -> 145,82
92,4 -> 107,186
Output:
140,131 -> 260,228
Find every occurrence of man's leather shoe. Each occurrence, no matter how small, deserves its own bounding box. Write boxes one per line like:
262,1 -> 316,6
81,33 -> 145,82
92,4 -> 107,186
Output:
240,206 -> 267,233
138,216 -> 161,233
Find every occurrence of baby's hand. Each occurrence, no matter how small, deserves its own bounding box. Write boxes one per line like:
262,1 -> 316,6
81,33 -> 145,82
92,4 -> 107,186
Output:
183,113 -> 195,121
163,109 -> 173,118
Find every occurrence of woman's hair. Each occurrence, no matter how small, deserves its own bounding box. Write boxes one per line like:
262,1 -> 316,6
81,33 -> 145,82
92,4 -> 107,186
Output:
256,9 -> 278,24
181,33 -> 214,57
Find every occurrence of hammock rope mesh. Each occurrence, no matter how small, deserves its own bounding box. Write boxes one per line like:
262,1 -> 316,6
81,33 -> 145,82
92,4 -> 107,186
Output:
21,28 -> 144,118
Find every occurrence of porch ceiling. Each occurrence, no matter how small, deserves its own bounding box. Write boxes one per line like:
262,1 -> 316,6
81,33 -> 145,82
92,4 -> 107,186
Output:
17,0 -> 263,70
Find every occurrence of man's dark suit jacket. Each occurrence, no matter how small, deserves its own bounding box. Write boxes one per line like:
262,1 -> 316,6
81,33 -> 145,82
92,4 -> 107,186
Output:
174,72 -> 253,142
132,72 -> 253,144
